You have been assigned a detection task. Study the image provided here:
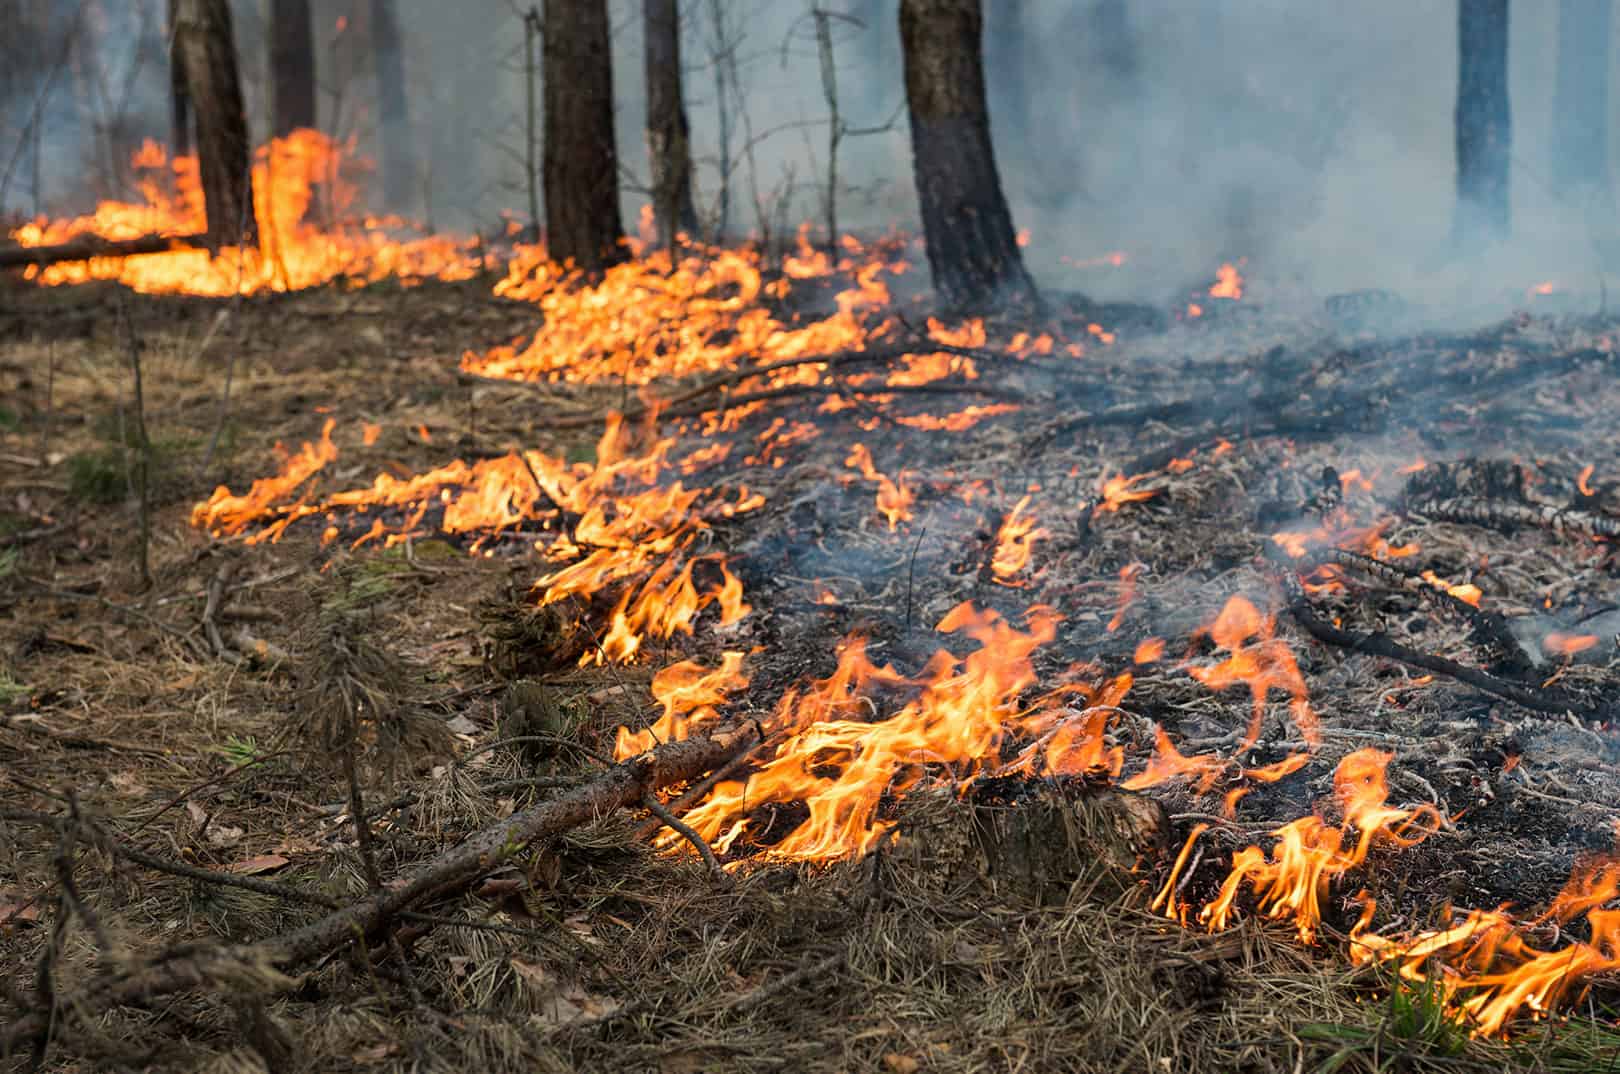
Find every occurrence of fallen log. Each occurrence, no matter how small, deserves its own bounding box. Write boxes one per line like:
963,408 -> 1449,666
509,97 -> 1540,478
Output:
0,232 -> 208,270
0,724 -> 760,1059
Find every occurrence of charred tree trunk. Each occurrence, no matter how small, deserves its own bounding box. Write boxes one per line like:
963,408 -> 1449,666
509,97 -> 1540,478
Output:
171,0 -> 255,248
369,0 -> 413,212
899,0 -> 1036,313
544,0 -> 626,273
644,0 -> 698,249
1454,0 -> 1512,246
1551,0 -> 1610,196
268,0 -> 316,137
167,0 -> 192,157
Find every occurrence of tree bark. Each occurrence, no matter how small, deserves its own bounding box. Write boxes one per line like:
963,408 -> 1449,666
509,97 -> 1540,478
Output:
1454,0 -> 1512,246
369,0 -> 413,212
544,0 -> 626,273
171,0 -> 256,248
899,0 -> 1037,313
268,0 -> 316,137
166,0 -> 192,157
1551,0 -> 1610,195
644,0 -> 699,249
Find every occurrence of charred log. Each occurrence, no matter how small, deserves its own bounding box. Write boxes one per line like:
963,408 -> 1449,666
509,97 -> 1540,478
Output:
0,233 -> 207,270
544,0 -> 626,273
1405,497 -> 1620,540
899,0 -> 1037,313
171,0 -> 256,248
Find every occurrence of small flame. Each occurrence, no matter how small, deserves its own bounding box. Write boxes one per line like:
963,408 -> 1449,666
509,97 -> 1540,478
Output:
1097,472 -> 1159,513
1185,596 -> 1319,750
1209,262 -> 1244,300
845,443 -> 914,530
989,496 -> 1048,586
1197,749 -> 1442,944
1544,632 -> 1599,658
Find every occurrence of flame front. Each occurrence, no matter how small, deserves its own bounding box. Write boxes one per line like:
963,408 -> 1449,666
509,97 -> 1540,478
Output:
12,131 -> 480,294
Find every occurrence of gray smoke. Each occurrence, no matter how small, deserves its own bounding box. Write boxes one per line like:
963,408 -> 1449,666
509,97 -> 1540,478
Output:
7,0 -> 1615,314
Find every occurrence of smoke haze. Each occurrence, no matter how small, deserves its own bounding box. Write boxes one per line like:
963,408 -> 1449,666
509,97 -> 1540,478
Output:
6,1 -> 1615,310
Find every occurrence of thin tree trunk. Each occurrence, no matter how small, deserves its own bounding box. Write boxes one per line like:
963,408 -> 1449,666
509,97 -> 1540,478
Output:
172,0 -> 255,248
369,0 -> 412,212
167,0 -> 192,157
268,0 -> 315,137
644,0 -> 698,249
1454,0 -> 1512,246
544,0 -> 626,273
1552,0 -> 1610,196
899,0 -> 1037,312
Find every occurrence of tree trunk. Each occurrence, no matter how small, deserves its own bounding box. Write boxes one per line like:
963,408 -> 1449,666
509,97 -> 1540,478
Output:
369,0 -> 413,212
1454,0 -> 1512,245
899,0 -> 1036,313
268,0 -> 315,137
1551,0 -> 1610,195
171,0 -> 255,248
544,0 -> 626,273
167,0 -> 192,157
644,0 -> 699,249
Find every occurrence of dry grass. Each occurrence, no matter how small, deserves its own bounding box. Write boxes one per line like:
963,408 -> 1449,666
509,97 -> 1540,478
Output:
3,277 -> 1620,1071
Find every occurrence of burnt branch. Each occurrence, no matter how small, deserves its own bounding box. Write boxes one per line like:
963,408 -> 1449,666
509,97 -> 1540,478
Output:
1281,575 -> 1586,717
1405,497 -> 1620,540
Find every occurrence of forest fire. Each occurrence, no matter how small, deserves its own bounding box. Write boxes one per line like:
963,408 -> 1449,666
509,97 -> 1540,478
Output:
8,0 -> 1620,1064
8,131 -> 481,294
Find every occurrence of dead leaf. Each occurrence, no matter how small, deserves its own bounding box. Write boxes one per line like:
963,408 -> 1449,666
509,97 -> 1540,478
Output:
227,854 -> 289,875
351,1042 -> 399,1063
185,800 -> 208,826
205,824 -> 245,847
883,1054 -> 921,1074
0,902 -> 42,927
511,958 -> 620,1027
659,1050 -> 716,1074
445,715 -> 480,736
107,771 -> 148,796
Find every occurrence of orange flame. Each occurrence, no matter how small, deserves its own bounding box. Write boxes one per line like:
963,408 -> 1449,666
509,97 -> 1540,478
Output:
989,496 -> 1048,586
1209,262 -> 1244,300
1185,596 -> 1319,750
670,603 -> 1132,860
12,132 -> 480,294
1097,472 -> 1159,514
1197,749 -> 1442,944
845,443 -> 914,530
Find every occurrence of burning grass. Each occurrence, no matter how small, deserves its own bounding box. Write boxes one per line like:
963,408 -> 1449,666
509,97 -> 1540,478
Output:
3,215 -> 1620,1069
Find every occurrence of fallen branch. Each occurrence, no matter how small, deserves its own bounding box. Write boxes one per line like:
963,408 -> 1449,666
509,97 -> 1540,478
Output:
1405,497 -> 1620,540
1282,576 -> 1583,716
0,232 -> 206,270
0,725 -> 760,1058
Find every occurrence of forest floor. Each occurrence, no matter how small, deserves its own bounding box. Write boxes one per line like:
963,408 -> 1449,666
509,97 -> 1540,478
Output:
3,265 -> 1620,1073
